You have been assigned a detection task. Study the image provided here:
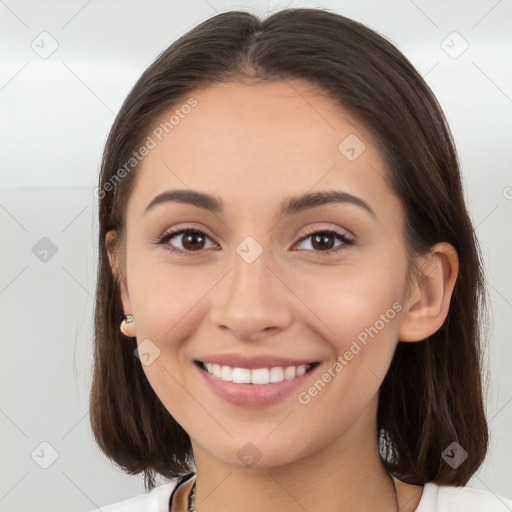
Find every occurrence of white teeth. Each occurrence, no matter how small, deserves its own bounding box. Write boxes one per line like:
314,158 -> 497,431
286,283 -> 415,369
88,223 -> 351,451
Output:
221,365 -> 233,381
296,365 -> 307,377
212,364 -> 222,379
251,368 -> 269,384
284,366 -> 296,380
232,367 -> 251,383
269,367 -> 284,383
201,362 -> 311,384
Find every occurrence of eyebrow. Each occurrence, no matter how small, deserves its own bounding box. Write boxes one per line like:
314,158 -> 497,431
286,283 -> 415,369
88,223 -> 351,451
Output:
144,189 -> 375,218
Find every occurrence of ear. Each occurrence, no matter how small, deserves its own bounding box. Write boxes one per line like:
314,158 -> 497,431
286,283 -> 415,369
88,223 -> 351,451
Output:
398,242 -> 459,342
105,230 -> 131,315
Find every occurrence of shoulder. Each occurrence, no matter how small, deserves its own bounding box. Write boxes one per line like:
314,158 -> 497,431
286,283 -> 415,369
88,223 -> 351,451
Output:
86,479 -> 181,512
417,482 -> 512,512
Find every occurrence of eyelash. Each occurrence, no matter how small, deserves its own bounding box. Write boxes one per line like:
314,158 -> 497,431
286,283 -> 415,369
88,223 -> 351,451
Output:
154,227 -> 354,257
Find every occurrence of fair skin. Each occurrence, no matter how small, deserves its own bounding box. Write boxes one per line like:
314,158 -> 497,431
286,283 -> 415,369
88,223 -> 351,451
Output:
106,80 -> 458,512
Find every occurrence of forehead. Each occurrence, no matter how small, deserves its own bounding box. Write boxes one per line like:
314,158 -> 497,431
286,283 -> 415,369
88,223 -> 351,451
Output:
128,79 -> 394,220
158,79 -> 374,158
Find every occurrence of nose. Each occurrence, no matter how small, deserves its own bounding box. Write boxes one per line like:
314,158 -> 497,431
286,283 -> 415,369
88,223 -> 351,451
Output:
207,244 -> 294,342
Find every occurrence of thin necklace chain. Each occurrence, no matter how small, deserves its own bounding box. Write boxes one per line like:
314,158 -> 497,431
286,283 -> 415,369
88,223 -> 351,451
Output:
186,473 -> 399,512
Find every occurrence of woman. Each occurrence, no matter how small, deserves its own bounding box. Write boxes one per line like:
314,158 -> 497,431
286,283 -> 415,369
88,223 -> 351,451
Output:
89,7 -> 512,512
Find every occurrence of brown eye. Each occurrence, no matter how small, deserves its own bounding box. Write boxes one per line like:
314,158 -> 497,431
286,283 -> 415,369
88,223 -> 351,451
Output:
295,229 -> 354,255
311,232 -> 336,251
156,227 -> 353,257
158,229 -> 216,254
180,231 -> 207,251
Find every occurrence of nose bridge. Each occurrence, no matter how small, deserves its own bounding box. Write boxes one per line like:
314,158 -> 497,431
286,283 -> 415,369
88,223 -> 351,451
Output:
208,233 -> 293,339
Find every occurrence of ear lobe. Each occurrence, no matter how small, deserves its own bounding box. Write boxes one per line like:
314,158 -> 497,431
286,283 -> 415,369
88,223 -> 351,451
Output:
398,242 -> 459,342
105,230 -> 131,313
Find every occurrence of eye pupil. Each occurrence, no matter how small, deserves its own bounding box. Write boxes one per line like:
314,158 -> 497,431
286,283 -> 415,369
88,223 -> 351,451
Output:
182,232 -> 205,251
312,233 -> 335,251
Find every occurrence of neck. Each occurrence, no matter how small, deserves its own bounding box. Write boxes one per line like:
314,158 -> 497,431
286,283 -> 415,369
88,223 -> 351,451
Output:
189,396 -> 400,512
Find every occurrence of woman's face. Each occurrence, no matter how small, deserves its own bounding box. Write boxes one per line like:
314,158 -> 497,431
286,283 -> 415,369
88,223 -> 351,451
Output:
111,79 -> 413,469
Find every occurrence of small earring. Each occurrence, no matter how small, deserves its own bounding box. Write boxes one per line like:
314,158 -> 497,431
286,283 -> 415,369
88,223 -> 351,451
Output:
120,314 -> 135,337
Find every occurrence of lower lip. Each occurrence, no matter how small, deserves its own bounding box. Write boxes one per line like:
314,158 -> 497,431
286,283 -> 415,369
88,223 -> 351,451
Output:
195,361 -> 320,408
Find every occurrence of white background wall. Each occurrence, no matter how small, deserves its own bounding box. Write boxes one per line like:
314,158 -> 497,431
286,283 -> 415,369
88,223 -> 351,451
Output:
1,0 -> 511,510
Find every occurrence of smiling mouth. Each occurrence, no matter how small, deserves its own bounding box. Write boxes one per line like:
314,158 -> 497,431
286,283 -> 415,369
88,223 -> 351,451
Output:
195,360 -> 320,385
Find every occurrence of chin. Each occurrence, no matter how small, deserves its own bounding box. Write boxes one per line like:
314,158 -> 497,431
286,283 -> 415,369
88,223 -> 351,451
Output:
201,433 -> 315,471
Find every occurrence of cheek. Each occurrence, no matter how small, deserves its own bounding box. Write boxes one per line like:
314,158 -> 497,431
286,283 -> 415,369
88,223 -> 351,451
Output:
296,265 -> 402,346
128,255 -> 212,342
292,264 -> 404,411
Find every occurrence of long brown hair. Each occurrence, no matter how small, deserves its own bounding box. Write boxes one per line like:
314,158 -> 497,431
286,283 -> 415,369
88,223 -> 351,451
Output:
90,7 -> 489,491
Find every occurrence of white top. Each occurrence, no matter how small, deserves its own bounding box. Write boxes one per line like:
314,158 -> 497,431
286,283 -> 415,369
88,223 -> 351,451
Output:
88,478 -> 512,512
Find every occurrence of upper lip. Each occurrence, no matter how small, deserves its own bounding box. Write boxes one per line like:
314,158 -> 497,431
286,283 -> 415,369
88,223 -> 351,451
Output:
195,353 -> 319,370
